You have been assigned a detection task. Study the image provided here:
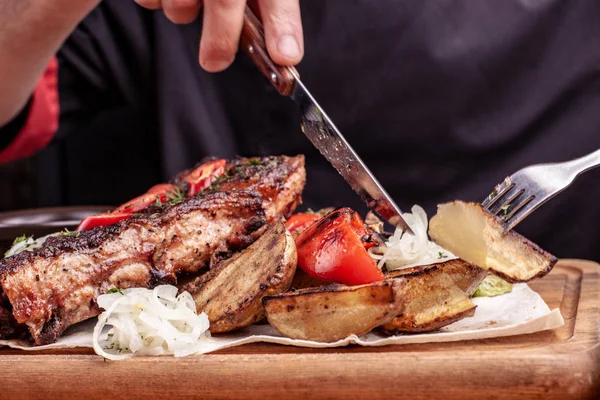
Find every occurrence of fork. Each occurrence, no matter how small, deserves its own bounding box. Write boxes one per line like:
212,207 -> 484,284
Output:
481,149 -> 600,231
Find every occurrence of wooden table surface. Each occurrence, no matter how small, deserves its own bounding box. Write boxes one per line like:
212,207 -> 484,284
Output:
0,259 -> 598,399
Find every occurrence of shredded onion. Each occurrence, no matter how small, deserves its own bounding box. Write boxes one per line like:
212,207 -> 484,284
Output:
369,205 -> 457,271
92,285 -> 210,360
4,233 -> 56,258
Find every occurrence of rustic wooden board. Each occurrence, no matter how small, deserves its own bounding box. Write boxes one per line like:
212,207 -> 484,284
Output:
0,259 -> 598,399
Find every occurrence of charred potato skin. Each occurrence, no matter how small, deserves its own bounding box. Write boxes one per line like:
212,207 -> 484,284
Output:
385,259 -> 487,296
263,280 -> 406,343
484,217 -> 557,283
268,260 -> 483,341
381,306 -> 476,334
490,258 -> 556,284
382,260 -> 479,333
181,219 -> 297,333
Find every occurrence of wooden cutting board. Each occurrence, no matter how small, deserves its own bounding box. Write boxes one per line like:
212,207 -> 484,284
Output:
1,259 -> 598,399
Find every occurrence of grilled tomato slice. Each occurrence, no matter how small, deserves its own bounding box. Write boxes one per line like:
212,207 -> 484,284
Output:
295,208 -> 384,285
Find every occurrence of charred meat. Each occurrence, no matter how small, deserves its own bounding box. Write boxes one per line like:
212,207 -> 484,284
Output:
176,155 -> 306,221
0,191 -> 265,344
0,155 -> 306,345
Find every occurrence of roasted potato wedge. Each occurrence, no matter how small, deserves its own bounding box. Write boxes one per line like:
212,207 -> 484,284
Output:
382,266 -> 476,333
429,201 -> 557,282
264,280 -> 406,342
181,219 -> 297,333
385,258 -> 487,296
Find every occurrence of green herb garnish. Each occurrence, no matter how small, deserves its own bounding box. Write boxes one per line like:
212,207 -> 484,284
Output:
11,234 -> 31,247
5,235 -> 33,257
500,204 -> 510,215
209,176 -> 224,191
165,187 -> 186,205
153,187 -> 187,208
438,251 -> 447,259
105,288 -> 124,295
60,228 -> 80,238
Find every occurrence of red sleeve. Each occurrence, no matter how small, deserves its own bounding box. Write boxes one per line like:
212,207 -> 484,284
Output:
0,57 -> 60,163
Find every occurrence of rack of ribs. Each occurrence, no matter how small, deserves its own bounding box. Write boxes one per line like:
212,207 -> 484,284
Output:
0,155 -> 306,345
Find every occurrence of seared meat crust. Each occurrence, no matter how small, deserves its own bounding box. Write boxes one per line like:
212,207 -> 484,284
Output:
0,154 -> 306,345
0,295 -> 26,339
176,155 -> 306,221
0,191 -> 266,344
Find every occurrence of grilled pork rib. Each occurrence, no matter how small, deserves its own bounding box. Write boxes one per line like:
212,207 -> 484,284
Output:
176,155 -> 306,221
0,155 -> 306,345
1,191 -> 266,344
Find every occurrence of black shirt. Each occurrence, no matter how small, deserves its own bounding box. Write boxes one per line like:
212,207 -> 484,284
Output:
4,0 -> 600,260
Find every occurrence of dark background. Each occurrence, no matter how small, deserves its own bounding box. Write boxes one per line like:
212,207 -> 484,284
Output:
1,0 -> 600,263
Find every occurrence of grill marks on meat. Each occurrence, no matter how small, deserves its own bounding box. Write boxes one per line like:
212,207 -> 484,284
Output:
0,154 -> 306,345
0,191 -> 266,344
152,190 -> 266,275
221,156 -> 306,221
178,155 -> 306,222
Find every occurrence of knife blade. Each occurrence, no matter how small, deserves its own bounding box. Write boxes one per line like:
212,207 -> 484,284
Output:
240,6 -> 411,232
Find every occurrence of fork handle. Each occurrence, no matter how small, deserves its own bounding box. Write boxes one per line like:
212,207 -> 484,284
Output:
565,148 -> 600,177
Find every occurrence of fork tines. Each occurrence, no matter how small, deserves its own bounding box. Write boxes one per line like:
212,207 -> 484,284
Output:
482,177 -> 535,226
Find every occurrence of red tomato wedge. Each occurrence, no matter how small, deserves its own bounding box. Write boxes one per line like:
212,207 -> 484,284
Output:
76,212 -> 131,232
81,184 -> 180,231
285,213 -> 322,237
146,183 -> 177,195
114,184 -> 177,214
295,208 -> 385,285
181,159 -> 227,197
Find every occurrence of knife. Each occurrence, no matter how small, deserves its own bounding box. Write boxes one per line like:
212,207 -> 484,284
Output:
240,6 -> 412,233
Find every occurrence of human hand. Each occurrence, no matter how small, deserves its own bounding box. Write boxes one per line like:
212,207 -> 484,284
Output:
133,0 -> 303,72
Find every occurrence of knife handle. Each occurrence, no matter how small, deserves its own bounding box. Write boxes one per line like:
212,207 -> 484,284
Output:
241,5 -> 298,96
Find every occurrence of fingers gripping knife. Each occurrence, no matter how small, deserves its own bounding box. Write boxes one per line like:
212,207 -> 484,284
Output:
240,6 -> 412,233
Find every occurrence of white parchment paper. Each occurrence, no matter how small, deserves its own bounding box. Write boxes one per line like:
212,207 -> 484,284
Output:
0,284 -> 564,354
